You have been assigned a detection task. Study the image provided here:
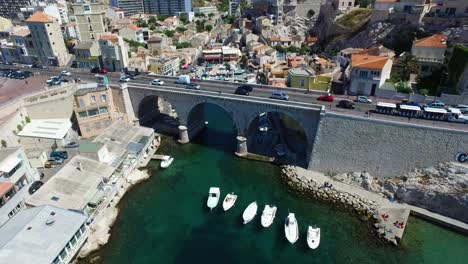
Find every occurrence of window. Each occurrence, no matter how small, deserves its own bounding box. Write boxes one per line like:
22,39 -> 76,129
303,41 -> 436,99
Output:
83,5 -> 90,12
59,249 -> 67,260
99,107 -> 108,113
87,108 -> 99,116
49,32 -> 52,36
359,70 -> 368,77
91,33 -> 95,40
90,95 -> 96,104
100,94 -> 107,103
79,99 -> 85,107
87,16 -> 91,23
88,25 -> 93,31
348,1 -> 352,6
78,111 -> 87,118
300,79 -> 305,87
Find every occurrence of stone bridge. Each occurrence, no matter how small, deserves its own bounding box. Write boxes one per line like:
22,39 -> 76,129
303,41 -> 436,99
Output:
121,83 -> 324,168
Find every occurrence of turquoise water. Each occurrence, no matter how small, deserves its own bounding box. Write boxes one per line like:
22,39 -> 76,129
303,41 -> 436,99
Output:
90,104 -> 468,264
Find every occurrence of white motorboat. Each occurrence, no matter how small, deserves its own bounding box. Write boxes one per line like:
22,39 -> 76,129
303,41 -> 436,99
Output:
207,187 -> 220,210
284,213 -> 299,244
222,193 -> 237,211
307,226 -> 320,249
261,204 -> 277,228
242,202 -> 258,224
160,156 -> 173,168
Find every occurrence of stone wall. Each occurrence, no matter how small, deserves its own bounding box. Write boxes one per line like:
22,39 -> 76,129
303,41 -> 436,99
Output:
23,84 -> 76,120
309,113 -> 468,177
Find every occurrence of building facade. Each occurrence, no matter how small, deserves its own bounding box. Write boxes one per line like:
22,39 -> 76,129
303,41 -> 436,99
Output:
0,147 -> 38,226
0,0 -> 32,20
99,34 -> 129,72
349,54 -> 393,96
143,0 -> 192,16
72,0 -> 107,42
73,40 -> 100,69
118,24 -> 144,43
26,11 -> 70,66
411,33 -> 447,75
73,84 -> 118,138
110,0 -> 145,16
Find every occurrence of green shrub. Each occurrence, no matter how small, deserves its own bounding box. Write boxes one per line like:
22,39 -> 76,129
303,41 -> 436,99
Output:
25,116 -> 31,123
1,139 -> 6,147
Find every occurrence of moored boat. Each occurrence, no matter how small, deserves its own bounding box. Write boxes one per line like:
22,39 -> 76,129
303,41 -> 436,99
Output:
261,204 -> 277,228
222,193 -> 237,211
207,187 -> 220,210
242,202 -> 258,224
160,156 -> 174,168
284,213 -> 299,244
307,226 -> 320,249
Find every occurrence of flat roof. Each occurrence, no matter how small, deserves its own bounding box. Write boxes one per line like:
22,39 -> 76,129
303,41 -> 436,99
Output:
377,102 -> 397,108
399,105 -> 421,111
424,107 -> 447,114
27,156 -> 113,211
0,205 -> 86,264
0,147 -> 19,167
18,119 -> 72,140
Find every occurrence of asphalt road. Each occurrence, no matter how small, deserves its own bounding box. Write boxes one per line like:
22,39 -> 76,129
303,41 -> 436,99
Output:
1,65 -> 466,131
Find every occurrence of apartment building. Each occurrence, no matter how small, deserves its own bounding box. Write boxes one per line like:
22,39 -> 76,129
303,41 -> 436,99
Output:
143,0 -> 192,16
349,53 -> 393,96
110,0 -> 145,16
0,0 -> 32,19
411,33 -> 447,75
119,24 -> 144,43
99,34 -> 129,72
0,147 -> 38,226
26,11 -> 70,66
148,56 -> 180,76
72,0 -> 107,41
73,84 -> 118,138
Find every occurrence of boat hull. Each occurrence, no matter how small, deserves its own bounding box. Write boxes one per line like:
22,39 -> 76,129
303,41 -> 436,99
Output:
222,193 -> 237,211
284,213 -> 299,244
261,205 -> 277,228
307,226 -> 320,249
242,202 -> 258,224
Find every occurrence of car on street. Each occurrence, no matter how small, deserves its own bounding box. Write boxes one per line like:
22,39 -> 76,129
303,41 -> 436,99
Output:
271,91 -> 289,100
424,101 -> 445,109
238,85 -> 253,92
32,63 -> 47,69
99,68 -> 108,74
120,76 -> 131,82
355,96 -> 372,104
90,67 -> 100,73
337,99 -> 356,109
235,87 -> 249,95
46,76 -> 60,84
23,64 -> 33,68
186,82 -> 200,90
150,79 -> 164,85
50,150 -> 68,159
60,70 -> 71,76
64,142 -> 79,148
454,104 -> 468,114
47,157 -> 64,165
318,95 -> 334,102
28,181 -> 44,195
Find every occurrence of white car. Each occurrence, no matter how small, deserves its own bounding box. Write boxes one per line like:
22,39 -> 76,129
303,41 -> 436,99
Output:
271,91 -> 289,100
46,76 -> 60,84
60,70 -> 71,76
120,76 -> 131,82
150,79 -> 164,86
356,96 -> 372,104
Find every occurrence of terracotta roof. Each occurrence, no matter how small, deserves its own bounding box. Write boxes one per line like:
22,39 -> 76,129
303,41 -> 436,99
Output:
126,24 -> 140,31
100,34 -> 119,41
351,54 -> 390,69
270,36 -> 280,42
0,182 -> 14,197
147,37 -> 162,43
306,36 -> 318,43
12,28 -> 30,37
26,11 -> 53,23
413,34 -> 447,48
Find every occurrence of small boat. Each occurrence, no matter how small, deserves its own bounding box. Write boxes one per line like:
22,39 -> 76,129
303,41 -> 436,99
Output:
261,204 -> 277,228
284,213 -> 299,244
160,156 -> 174,168
307,226 -> 320,249
207,187 -> 220,210
242,202 -> 258,224
222,193 -> 237,211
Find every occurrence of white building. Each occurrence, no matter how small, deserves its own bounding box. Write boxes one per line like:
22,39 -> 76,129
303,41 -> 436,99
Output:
0,205 -> 88,264
105,6 -> 126,22
71,0 -> 108,42
411,33 -> 447,75
193,6 -> 218,15
334,0 -> 355,11
99,34 -> 129,72
349,53 -> 393,96
44,3 -> 69,25
0,147 -> 38,226
17,119 -> 78,150
119,24 -> 144,43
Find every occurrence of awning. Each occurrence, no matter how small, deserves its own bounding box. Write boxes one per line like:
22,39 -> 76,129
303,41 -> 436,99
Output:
0,156 -> 21,173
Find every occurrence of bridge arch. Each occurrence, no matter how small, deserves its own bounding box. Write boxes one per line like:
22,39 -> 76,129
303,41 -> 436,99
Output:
137,95 -> 181,135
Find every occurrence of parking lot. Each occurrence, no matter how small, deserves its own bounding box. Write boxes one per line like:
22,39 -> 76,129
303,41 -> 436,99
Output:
37,146 -> 79,183
0,70 -> 47,106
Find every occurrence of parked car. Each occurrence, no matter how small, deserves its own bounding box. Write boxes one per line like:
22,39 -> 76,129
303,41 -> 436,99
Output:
99,68 -> 108,74
90,67 -> 100,73
120,76 -> 131,82
238,84 -> 253,92
337,99 -> 356,109
317,95 -> 334,102
50,150 -> 68,159
46,76 -> 60,84
271,91 -> 289,100
47,157 -> 64,165
355,96 -> 372,104
60,70 -> 71,76
150,79 -> 164,85
175,75 -> 190,84
424,101 -> 445,109
235,87 -> 249,95
454,104 -> 468,114
186,82 -> 200,90
63,142 -> 79,148
32,63 -> 47,69
28,181 -> 44,194
23,64 -> 33,68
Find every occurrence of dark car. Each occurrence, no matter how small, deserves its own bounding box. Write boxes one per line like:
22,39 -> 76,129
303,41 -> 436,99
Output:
50,150 -> 68,159
63,142 -> 79,148
235,87 -> 249,95
90,67 -> 100,73
47,157 -> 64,165
238,85 -> 253,92
28,181 -> 44,194
337,99 -> 356,109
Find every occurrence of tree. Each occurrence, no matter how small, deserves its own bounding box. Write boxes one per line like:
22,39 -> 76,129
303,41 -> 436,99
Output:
240,0 -> 250,13
157,14 -> 168,21
307,9 -> 315,18
176,42 -> 192,49
205,25 -> 213,32
395,82 -> 413,94
152,50 -> 159,56
380,27 -> 429,55
208,13 -> 215,19
417,67 -> 445,96
176,26 -> 187,33
1,139 -> 6,148
391,55 -> 419,82
148,16 -> 157,24
25,116 -> 31,123
179,14 -> 188,24
163,30 -> 175,37
274,45 -> 285,53
17,124 -> 23,132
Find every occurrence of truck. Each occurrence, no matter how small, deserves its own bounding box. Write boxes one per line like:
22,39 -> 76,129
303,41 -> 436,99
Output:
175,75 -> 190,84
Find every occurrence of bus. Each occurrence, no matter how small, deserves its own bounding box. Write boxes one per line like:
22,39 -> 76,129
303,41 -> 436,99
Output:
375,102 -> 397,115
398,105 -> 421,118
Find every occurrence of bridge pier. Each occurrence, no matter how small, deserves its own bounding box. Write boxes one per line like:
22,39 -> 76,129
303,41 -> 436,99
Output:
235,136 -> 248,157
177,125 -> 189,144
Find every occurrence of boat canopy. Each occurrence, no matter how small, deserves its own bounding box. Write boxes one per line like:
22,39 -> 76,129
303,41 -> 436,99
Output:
399,105 -> 421,111
376,102 -> 397,108
424,107 -> 447,114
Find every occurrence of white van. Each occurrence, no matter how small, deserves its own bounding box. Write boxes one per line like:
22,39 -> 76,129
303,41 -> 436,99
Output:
175,75 -> 190,84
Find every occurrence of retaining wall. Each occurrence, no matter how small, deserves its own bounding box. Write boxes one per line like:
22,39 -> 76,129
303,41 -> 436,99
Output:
309,113 -> 468,177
